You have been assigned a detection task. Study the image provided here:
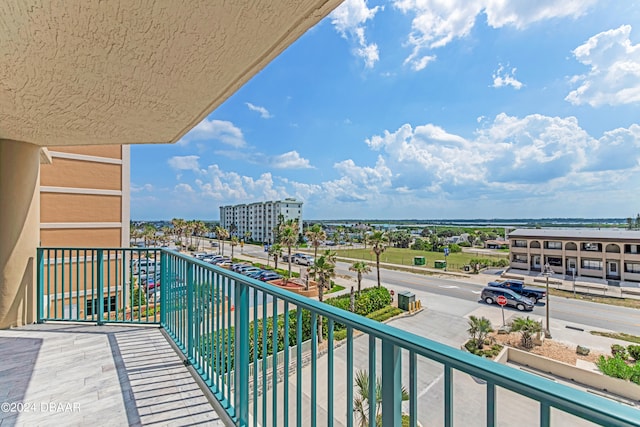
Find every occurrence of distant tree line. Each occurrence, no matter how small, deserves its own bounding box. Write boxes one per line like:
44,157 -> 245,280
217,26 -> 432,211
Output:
626,214 -> 640,230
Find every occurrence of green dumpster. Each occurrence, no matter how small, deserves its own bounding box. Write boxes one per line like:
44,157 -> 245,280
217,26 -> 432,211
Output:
434,260 -> 447,269
397,291 -> 415,311
413,256 -> 425,266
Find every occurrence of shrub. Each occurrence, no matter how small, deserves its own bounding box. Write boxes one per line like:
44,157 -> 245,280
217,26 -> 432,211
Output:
611,344 -> 628,359
627,345 -> 640,361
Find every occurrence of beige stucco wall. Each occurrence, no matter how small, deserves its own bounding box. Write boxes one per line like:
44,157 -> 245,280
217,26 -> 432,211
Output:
53,145 -> 122,159
41,228 -> 123,248
41,193 -> 122,223
41,158 -> 122,190
0,140 -> 40,328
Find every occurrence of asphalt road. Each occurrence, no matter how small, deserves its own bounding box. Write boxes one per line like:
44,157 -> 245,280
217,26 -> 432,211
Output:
334,260 -> 640,336
240,244 -> 640,336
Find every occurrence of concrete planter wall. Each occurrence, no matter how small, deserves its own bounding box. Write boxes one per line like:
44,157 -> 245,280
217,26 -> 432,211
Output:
498,347 -> 640,401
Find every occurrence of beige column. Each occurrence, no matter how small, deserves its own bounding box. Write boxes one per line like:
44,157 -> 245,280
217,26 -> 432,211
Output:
0,139 -> 40,328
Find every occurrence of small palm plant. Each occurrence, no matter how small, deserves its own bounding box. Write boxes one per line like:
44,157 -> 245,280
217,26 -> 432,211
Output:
349,261 -> 372,294
467,316 -> 493,350
510,316 -> 542,349
354,369 -> 409,427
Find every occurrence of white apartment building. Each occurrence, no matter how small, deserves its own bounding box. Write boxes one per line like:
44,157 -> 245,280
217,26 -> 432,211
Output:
219,198 -> 303,244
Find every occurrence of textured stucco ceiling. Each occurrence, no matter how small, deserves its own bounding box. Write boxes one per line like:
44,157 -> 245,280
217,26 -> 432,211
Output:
0,0 -> 342,147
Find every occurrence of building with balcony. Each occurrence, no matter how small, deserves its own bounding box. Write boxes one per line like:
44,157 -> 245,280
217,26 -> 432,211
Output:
220,199 -> 303,244
508,228 -> 640,283
2,3 -> 640,426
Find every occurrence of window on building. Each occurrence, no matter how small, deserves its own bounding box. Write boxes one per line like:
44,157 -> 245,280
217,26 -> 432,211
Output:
581,259 -> 602,270
513,240 -> 526,248
581,242 -> 601,252
544,241 -> 562,250
625,263 -> 640,274
545,256 -> 562,267
512,254 -> 527,263
530,241 -> 541,248
625,244 -> 639,254
565,242 -> 577,250
86,295 -> 117,316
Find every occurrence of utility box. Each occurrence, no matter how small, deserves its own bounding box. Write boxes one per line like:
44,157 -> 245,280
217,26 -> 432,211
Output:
413,256 -> 425,266
464,265 -> 471,272
434,260 -> 447,269
397,291 -> 415,311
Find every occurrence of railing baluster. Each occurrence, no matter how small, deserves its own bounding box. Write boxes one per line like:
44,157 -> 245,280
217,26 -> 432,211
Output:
487,380 -> 495,427
381,339 -> 401,427
235,279 -> 249,425
54,249 -> 58,319
311,312 -> 318,427
262,296 -> 268,426
37,249 -> 43,323
347,326 -> 353,427
368,336 -> 376,427
444,363 -> 452,427
253,288 -> 259,427
272,296 -> 278,426
410,351 -> 417,427
296,307 -> 303,427
187,260 -> 194,363
97,249 -> 104,325
327,319 -> 334,427
540,401 -> 551,427
283,300 -> 290,427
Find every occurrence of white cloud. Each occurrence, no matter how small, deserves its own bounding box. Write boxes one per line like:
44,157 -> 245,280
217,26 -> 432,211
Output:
330,0 -> 382,68
246,102 -> 273,118
394,0 -> 595,71
131,183 -> 153,193
566,25 -> 640,106
168,155 -> 201,173
365,113 -> 640,197
178,119 -> 246,147
492,63 -> 523,89
174,183 -> 194,193
269,151 -> 313,169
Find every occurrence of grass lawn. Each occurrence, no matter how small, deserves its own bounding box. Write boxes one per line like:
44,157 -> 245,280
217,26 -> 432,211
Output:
335,247 -> 507,271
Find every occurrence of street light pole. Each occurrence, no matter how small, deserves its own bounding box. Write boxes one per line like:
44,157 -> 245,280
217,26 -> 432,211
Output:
542,262 -> 553,339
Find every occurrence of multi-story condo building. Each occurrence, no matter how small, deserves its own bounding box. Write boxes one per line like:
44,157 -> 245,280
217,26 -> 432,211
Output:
508,228 -> 640,283
219,198 -> 303,244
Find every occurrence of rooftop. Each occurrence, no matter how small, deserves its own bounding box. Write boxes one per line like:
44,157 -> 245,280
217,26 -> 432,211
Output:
509,228 -> 640,241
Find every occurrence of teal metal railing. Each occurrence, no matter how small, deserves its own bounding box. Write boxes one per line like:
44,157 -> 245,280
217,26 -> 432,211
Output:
38,248 -> 640,427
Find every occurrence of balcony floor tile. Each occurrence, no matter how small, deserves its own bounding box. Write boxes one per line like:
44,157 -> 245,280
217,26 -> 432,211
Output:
0,324 -> 226,426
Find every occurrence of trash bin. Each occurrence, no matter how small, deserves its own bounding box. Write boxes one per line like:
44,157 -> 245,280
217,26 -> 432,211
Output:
397,291 -> 415,311
413,256 -> 425,266
464,265 -> 471,272
434,260 -> 447,269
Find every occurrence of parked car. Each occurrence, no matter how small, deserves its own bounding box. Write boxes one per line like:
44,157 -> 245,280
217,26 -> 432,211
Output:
204,255 -> 224,264
480,287 -> 535,311
259,271 -> 282,282
132,259 -> 161,275
282,252 -> 305,262
240,266 -> 262,276
231,262 -> 251,272
293,254 -> 314,266
487,279 -> 546,303
245,270 -> 265,279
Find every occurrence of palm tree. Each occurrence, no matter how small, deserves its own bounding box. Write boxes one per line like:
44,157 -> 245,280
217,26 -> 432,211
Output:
349,261 -> 372,294
510,316 -> 542,349
278,219 -> 299,278
305,224 -> 326,278
215,226 -> 229,255
268,243 -> 283,270
467,316 -> 493,350
242,231 -> 252,253
353,369 -> 409,427
309,254 -> 335,343
369,231 -> 388,288
142,223 -> 157,247
171,218 -> 186,248
230,236 -> 239,259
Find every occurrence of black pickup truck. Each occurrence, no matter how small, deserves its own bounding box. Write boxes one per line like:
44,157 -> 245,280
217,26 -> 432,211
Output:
487,279 -> 546,303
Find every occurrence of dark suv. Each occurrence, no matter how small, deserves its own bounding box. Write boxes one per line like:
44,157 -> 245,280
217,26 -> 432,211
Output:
480,287 -> 535,311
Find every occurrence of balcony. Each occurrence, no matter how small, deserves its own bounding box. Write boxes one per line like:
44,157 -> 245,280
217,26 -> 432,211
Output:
6,247 -> 638,426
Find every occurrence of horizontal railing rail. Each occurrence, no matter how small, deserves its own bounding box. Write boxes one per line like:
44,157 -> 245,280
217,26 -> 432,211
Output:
38,247 -> 640,427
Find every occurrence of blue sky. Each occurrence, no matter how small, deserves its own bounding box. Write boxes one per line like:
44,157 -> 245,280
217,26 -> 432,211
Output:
131,1 -> 640,220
